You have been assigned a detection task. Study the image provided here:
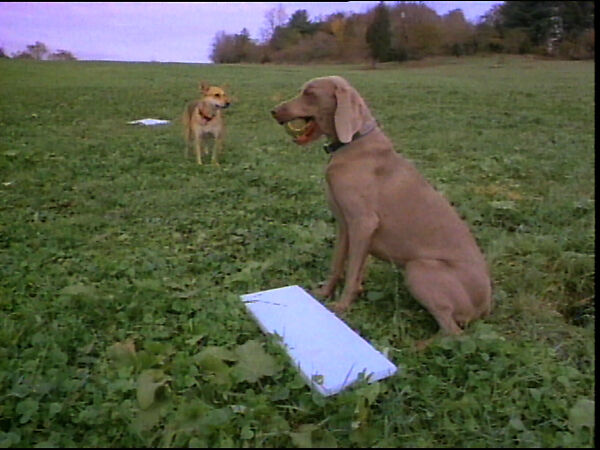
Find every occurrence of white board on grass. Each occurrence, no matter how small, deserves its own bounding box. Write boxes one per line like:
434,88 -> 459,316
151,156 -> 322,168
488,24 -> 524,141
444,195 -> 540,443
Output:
240,285 -> 397,396
127,118 -> 171,126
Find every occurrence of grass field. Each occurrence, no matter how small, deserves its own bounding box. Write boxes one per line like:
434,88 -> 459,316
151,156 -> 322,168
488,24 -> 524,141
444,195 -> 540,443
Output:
0,55 -> 594,447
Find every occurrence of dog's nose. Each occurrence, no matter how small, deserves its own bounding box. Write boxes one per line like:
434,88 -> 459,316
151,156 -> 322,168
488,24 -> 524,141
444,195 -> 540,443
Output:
270,109 -> 283,124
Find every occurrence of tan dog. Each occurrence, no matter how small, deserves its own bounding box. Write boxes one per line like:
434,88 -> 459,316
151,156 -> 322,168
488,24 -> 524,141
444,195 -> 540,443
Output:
271,76 -> 492,339
183,81 -> 230,165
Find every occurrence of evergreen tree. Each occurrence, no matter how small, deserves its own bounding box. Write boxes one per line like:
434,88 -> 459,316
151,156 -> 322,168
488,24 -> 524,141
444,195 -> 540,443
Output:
366,2 -> 392,63
287,9 -> 319,35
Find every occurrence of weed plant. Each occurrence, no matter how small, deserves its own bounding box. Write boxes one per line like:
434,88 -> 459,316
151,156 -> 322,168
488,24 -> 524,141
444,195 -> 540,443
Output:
0,56 -> 594,447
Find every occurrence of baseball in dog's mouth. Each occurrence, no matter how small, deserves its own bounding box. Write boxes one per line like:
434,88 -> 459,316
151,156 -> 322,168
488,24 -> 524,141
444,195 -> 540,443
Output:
284,117 -> 319,145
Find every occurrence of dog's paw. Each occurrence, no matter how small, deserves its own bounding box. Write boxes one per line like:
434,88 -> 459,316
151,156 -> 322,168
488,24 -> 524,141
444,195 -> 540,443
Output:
313,287 -> 330,299
415,338 -> 434,351
329,301 -> 350,315
313,283 -> 335,299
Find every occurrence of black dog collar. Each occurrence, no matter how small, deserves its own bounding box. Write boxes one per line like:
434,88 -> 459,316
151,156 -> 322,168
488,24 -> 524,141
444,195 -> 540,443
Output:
323,121 -> 378,154
323,140 -> 347,154
201,112 -> 215,122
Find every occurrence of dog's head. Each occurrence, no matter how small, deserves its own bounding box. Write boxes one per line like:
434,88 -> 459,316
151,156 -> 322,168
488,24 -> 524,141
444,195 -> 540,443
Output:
200,81 -> 231,109
271,76 -> 374,145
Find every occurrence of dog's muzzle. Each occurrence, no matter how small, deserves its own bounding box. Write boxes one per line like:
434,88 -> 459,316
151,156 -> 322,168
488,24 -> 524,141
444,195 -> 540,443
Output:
270,109 -> 284,125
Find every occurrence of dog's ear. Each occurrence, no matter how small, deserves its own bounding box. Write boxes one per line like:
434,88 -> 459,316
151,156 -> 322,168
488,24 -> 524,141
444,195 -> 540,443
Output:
199,81 -> 210,94
333,80 -> 363,144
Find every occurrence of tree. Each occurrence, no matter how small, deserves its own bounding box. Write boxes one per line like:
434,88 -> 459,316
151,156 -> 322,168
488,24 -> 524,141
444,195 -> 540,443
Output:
269,25 -> 301,51
210,29 -> 261,63
559,1 -> 594,37
366,2 -> 392,64
476,4 -> 506,52
480,3 -> 504,30
12,51 -> 34,59
26,41 -> 49,60
390,3 -> 443,60
211,31 -> 242,63
328,13 -> 347,58
499,1 -> 594,54
328,13 -> 346,41
287,9 -> 319,35
323,12 -> 370,62
48,50 -> 77,61
441,9 -> 474,56
261,4 -> 287,43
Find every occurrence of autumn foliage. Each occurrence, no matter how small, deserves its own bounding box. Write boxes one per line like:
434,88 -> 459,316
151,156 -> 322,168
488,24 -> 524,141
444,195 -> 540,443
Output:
210,1 -> 594,64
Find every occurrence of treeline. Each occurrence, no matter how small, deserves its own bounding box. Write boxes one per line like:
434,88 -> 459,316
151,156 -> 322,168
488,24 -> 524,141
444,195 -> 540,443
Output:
210,1 -> 595,64
0,41 -> 77,60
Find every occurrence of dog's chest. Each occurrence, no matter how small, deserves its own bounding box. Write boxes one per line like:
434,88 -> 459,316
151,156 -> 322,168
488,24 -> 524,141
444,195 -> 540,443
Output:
196,112 -> 223,134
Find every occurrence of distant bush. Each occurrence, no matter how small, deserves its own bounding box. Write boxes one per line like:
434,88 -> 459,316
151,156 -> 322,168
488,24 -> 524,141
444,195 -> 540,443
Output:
558,28 -> 595,59
5,41 -> 77,60
210,29 -> 262,64
48,50 -> 77,61
12,51 -> 35,60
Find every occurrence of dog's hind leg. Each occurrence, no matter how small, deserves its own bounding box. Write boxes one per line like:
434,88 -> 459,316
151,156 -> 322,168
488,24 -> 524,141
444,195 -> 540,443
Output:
404,259 -> 465,336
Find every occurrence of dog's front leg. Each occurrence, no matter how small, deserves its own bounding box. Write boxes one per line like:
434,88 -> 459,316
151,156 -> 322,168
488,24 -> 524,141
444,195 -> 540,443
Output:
315,222 -> 348,299
212,135 -> 222,166
330,215 -> 378,314
194,137 -> 203,165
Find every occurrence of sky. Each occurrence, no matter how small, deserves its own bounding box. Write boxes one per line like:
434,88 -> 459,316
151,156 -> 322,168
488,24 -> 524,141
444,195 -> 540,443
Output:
0,2 -> 503,63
